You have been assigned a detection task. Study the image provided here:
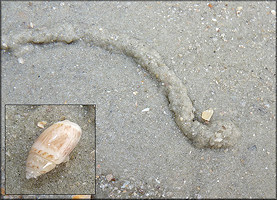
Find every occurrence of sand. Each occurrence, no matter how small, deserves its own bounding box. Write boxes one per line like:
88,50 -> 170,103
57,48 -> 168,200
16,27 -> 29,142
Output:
1,1 -> 276,199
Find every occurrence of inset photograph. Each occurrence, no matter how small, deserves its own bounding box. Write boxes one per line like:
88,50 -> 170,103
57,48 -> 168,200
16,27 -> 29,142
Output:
5,104 -> 95,195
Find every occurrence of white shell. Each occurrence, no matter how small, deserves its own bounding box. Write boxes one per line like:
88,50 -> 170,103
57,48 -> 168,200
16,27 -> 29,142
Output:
26,120 -> 82,179
201,109 -> 214,122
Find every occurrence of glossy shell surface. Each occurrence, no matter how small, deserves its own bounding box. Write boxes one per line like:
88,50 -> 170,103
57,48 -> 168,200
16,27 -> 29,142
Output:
26,120 -> 82,179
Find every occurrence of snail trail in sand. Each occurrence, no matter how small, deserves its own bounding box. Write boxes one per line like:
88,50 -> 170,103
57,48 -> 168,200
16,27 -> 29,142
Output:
1,24 -> 241,149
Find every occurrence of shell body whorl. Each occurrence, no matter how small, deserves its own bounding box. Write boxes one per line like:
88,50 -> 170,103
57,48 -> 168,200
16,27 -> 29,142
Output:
26,120 -> 82,179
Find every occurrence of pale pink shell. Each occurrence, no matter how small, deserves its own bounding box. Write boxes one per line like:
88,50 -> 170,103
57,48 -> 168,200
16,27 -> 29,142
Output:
26,120 -> 82,179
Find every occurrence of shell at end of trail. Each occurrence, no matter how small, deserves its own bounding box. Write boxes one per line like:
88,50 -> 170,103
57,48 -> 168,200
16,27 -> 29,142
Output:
201,109 -> 214,122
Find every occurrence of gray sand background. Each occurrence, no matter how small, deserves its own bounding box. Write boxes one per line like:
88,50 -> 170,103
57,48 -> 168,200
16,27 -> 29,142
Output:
1,1 -> 276,199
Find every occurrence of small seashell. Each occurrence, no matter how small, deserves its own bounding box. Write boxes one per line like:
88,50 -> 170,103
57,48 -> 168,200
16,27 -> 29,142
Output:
141,108 -> 150,112
72,195 -> 91,199
201,109 -> 214,121
37,121 -> 47,129
26,120 -> 82,179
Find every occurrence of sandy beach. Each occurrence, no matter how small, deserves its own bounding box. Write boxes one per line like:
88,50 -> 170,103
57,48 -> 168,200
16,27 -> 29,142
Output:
1,1 -> 276,199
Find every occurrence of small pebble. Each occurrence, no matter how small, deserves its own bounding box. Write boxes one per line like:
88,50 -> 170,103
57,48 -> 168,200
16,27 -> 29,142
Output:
2,43 -> 8,48
214,137 -> 223,142
29,22 -> 34,28
60,116 -> 66,121
237,6 -> 243,11
18,57 -> 24,64
106,174 -> 114,182
121,181 -> 130,189
6,151 -> 11,157
141,108 -> 150,112
271,10 -> 276,15
248,145 -> 257,151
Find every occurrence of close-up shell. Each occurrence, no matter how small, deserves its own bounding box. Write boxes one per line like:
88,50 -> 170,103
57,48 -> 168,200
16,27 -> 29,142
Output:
26,120 -> 82,179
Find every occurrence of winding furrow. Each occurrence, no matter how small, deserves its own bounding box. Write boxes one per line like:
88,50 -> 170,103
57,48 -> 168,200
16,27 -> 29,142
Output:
1,24 -> 241,148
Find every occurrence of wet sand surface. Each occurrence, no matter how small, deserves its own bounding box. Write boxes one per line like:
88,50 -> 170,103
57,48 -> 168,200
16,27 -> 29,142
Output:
1,1 -> 276,199
5,105 -> 95,195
